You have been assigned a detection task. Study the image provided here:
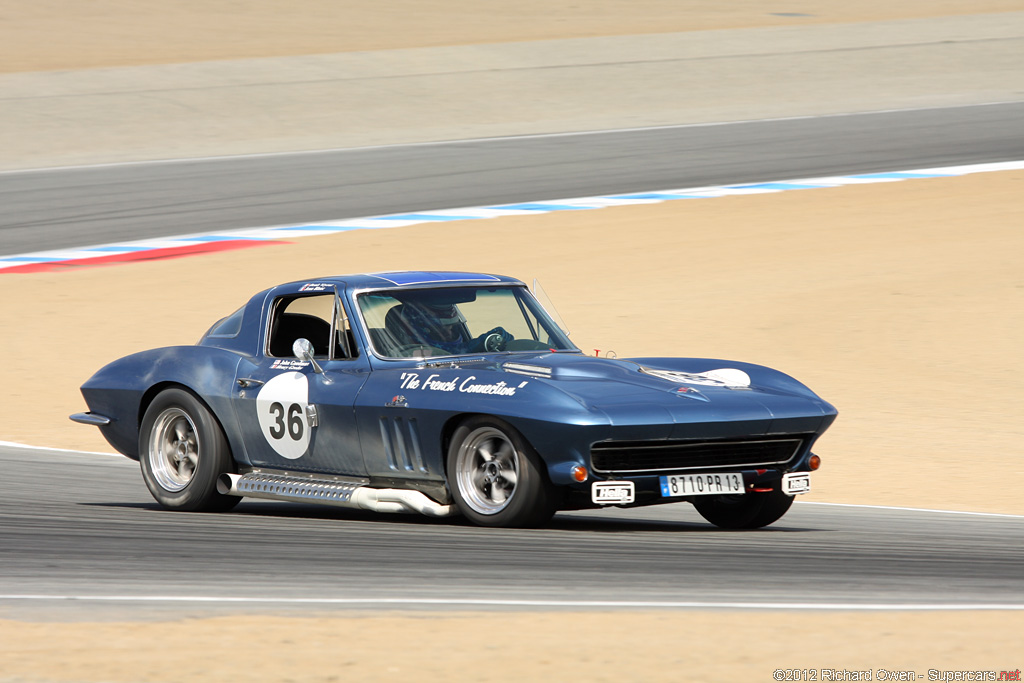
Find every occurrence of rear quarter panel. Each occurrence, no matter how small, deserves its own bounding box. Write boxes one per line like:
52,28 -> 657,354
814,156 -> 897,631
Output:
81,346 -> 246,459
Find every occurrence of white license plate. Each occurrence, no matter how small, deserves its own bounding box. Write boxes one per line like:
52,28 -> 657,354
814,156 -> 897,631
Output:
592,481 -> 635,505
660,472 -> 744,498
781,472 -> 811,495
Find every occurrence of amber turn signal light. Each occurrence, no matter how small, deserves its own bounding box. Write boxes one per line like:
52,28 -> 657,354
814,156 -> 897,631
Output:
809,454 -> 821,471
571,466 -> 588,482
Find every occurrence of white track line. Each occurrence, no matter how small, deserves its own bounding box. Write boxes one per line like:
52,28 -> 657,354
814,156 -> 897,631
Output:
0,440 -> 121,458
0,595 -> 1022,610
796,501 -> 1024,519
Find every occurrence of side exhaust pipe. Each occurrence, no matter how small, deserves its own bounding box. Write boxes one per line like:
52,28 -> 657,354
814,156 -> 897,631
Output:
217,472 -> 456,518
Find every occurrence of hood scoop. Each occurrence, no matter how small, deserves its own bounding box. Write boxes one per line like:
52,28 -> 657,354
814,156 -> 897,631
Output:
501,362 -> 553,379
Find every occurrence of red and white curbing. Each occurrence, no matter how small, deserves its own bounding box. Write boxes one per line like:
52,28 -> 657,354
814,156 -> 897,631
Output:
3,160 -> 1023,273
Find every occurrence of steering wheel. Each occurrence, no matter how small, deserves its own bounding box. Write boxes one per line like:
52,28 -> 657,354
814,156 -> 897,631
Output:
482,332 -> 507,352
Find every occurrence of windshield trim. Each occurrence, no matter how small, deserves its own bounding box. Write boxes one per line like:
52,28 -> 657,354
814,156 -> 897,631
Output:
350,283 -> 579,361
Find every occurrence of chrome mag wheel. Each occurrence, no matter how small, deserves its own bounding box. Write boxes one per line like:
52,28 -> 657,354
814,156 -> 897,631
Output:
139,388 -> 239,512
147,407 -> 200,492
454,426 -> 520,515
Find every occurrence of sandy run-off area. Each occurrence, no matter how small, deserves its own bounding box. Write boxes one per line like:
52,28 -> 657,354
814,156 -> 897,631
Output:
5,170 -> 1022,516
1,1 -> 1023,682
3,165 -> 1022,683
4,0 -> 1020,72
1,611 -> 1022,683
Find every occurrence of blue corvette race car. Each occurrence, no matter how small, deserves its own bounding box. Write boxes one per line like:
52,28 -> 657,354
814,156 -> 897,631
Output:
72,271 -> 836,529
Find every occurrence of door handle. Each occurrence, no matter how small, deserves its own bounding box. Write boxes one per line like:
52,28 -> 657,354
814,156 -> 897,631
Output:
237,378 -> 265,388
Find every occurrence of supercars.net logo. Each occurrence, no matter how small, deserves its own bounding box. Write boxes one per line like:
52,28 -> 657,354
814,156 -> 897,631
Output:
773,669 -> 1021,681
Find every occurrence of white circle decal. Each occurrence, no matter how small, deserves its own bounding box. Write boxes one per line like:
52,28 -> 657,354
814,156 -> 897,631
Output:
255,371 -> 310,459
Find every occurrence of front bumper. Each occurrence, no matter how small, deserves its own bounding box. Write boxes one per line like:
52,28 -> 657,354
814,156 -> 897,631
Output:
565,459 -> 818,510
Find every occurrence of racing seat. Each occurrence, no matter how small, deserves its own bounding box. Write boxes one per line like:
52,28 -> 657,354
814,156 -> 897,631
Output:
373,304 -> 422,356
381,303 -> 473,356
383,305 -> 417,348
268,312 -> 331,357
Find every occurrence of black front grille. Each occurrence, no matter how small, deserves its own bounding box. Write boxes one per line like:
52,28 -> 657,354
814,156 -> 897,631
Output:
590,436 -> 807,474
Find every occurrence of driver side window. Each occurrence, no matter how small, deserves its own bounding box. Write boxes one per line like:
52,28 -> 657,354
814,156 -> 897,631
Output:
266,294 -> 356,359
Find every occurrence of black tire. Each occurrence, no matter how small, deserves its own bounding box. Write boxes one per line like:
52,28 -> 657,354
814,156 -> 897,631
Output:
692,488 -> 794,529
139,388 -> 240,512
446,416 -> 555,528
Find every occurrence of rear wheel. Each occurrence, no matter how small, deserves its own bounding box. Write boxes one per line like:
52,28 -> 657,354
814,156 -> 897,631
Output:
447,416 -> 555,527
139,388 -> 239,512
692,487 -> 794,529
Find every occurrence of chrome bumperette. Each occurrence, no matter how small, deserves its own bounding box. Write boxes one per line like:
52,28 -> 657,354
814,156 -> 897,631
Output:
69,412 -> 113,426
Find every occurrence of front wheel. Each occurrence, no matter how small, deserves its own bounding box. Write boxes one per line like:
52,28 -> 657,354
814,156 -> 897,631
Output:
446,417 -> 555,527
139,388 -> 239,512
692,487 -> 794,529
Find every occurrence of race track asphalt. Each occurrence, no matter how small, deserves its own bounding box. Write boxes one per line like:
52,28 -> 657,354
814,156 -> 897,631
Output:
1,102 -> 1023,256
2,445 -> 1021,617
3,104 -> 1024,617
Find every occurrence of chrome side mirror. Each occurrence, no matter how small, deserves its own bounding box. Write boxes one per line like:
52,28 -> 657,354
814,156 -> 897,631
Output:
292,338 -> 326,376
293,338 -> 314,359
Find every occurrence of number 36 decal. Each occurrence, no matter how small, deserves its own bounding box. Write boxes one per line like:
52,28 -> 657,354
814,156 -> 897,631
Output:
256,372 -> 311,459
267,401 -> 304,440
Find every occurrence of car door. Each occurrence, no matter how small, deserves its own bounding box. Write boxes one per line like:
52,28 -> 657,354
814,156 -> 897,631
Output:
231,288 -> 370,476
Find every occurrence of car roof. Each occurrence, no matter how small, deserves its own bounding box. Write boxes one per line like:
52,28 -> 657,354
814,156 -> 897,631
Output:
201,272 -> 528,355
282,271 -> 524,290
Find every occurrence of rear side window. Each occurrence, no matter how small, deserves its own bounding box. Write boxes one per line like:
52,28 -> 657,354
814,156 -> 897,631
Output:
207,306 -> 244,338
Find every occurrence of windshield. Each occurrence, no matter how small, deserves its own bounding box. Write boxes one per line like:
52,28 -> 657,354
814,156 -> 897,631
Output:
357,286 -> 577,358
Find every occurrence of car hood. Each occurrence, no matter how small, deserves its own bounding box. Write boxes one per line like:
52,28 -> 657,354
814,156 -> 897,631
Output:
491,353 -> 836,439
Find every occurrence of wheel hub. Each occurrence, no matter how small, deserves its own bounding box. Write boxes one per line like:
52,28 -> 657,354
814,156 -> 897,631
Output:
483,461 -> 501,482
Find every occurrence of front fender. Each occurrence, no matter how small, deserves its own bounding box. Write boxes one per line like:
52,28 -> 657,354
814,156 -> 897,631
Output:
356,365 -> 611,484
